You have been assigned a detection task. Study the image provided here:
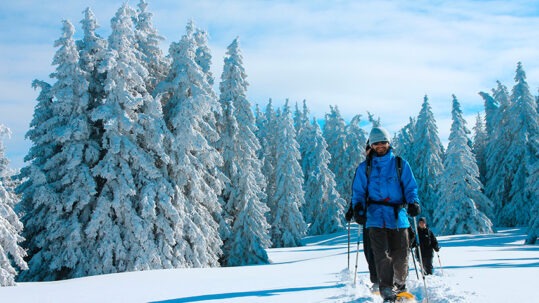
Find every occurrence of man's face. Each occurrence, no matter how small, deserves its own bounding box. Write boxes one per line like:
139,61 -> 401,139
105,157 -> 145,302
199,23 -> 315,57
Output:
419,221 -> 426,229
371,141 -> 389,156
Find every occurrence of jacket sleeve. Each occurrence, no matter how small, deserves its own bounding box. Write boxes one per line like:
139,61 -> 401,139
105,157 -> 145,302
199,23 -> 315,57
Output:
430,230 -> 439,250
400,158 -> 419,204
351,163 -> 367,208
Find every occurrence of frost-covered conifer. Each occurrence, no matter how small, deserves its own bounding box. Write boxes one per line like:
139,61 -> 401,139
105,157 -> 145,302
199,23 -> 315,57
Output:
217,38 -> 271,265
412,96 -> 444,219
134,0 -> 168,94
341,115 -> 368,203
258,100 -> 278,212
295,101 -> 311,180
497,63 -> 539,226
472,114 -> 488,184
303,119 -> 345,235
480,83 -> 512,224
192,23 -> 214,87
159,22 -> 224,267
269,103 -> 307,247
17,20 -> 98,281
323,106 -> 348,199
0,125 -> 28,286
77,7 -> 107,112
87,5 -> 177,275
434,96 -> 493,235
526,134 -> 539,244
16,81 -> 53,277
393,117 -> 416,163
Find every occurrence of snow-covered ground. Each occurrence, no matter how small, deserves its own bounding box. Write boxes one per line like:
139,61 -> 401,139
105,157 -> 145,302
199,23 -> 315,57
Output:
0,226 -> 536,303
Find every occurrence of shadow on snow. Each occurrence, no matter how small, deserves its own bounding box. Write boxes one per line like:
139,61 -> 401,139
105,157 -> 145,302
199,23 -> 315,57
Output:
150,284 -> 346,303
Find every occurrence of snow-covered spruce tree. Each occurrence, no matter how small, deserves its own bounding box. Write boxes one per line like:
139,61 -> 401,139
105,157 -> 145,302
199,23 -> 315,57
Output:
526,134 -> 539,244
217,38 -> 271,266
0,125 -> 28,286
303,119 -> 346,235
341,114 -> 368,204
158,22 -> 224,267
258,100 -> 278,216
323,106 -> 348,200
480,82 -> 512,225
15,80 -> 53,280
412,95 -> 444,219
86,4 -> 178,275
77,7 -> 107,114
497,62 -> 539,227
192,23 -> 214,87
472,114 -> 488,185
434,95 -> 493,235
393,117 -> 416,163
24,20 -> 98,281
269,103 -> 307,247
294,100 -> 315,223
294,100 -> 311,180
16,20 -> 98,281
134,0 -> 169,94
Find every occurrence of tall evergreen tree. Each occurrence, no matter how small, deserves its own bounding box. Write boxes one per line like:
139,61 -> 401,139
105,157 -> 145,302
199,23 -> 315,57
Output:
412,96 -> 444,219
17,20 -> 98,281
269,103 -> 307,247
497,62 -> 539,226
192,23 -> 214,87
217,38 -> 271,265
0,125 -> 28,286
341,114 -> 367,203
258,100 -> 278,215
87,4 -> 177,275
134,0 -> 168,94
434,96 -> 493,235
323,106 -> 348,199
526,133 -> 539,244
159,22 -> 224,267
31,19 -> 97,280
393,117 -> 416,163
303,119 -> 345,235
472,114 -> 488,185
480,83 -> 513,224
77,7 -> 107,114
16,80 -> 54,279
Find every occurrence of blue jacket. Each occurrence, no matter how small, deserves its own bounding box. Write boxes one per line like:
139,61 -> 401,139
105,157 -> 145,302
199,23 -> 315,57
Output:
351,150 -> 419,229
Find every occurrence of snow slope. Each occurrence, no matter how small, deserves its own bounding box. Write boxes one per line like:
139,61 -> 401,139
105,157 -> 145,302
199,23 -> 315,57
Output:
0,226 -> 536,303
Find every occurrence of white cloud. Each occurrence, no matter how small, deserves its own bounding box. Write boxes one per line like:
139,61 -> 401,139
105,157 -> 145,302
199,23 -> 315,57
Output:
2,0 -> 539,169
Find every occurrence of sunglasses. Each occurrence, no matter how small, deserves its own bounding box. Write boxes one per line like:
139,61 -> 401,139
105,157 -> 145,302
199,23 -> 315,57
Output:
371,141 -> 389,146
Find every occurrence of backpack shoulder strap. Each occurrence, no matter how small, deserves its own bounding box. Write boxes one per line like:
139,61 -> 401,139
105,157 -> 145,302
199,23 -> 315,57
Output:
396,156 -> 402,181
396,156 -> 407,203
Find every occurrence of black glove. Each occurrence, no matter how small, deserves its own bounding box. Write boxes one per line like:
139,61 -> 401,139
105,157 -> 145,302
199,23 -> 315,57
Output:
353,203 -> 366,225
408,202 -> 420,217
434,246 -> 440,252
345,204 -> 353,222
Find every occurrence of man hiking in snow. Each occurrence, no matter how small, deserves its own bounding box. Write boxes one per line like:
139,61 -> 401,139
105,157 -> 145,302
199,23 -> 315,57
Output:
351,126 -> 421,303
414,217 -> 440,275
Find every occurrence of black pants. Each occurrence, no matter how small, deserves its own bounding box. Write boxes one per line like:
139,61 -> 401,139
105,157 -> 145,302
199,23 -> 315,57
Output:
363,225 -> 378,284
369,227 -> 409,295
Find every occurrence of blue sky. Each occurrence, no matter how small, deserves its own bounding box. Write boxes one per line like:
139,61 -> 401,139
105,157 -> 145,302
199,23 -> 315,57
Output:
1,0 -> 539,169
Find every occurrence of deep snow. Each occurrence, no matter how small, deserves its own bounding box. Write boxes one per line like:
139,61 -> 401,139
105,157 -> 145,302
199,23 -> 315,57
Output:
0,226 -> 536,303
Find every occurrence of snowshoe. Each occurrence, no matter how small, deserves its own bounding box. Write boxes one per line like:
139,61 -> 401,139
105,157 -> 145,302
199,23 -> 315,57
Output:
370,282 -> 380,295
395,291 -> 417,302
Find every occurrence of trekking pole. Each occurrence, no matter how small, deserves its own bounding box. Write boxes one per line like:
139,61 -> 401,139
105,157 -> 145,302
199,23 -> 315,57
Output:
436,251 -> 444,276
347,221 -> 351,270
353,224 -> 362,285
410,248 -> 419,280
413,217 -> 430,303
